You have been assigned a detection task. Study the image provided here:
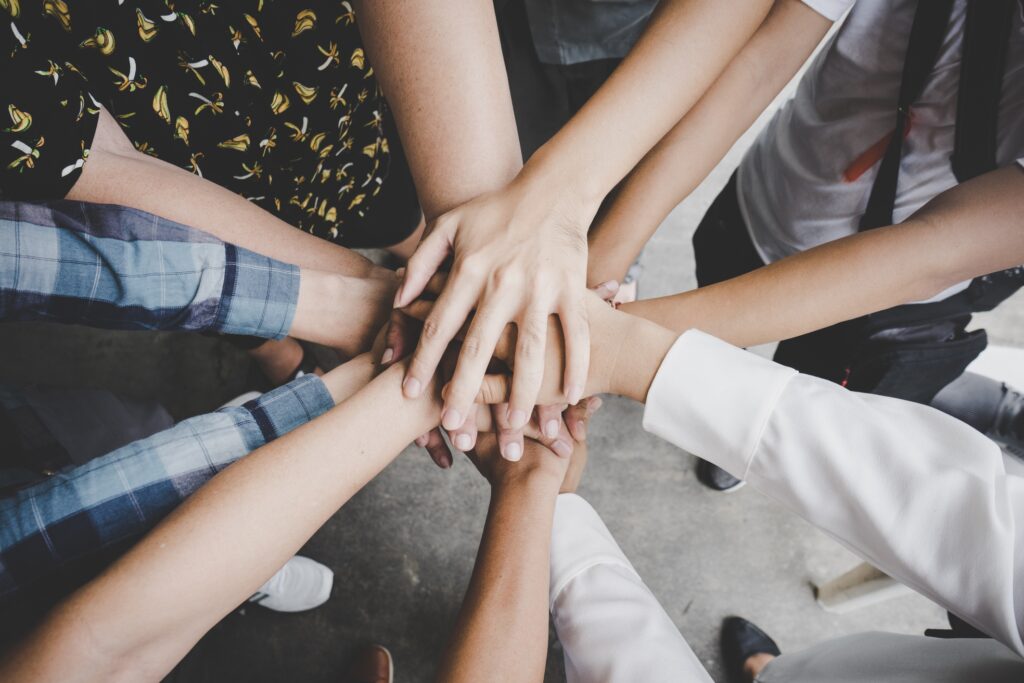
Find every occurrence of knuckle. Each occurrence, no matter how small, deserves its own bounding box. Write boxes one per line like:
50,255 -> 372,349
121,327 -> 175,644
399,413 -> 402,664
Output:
421,316 -> 443,341
460,334 -> 483,359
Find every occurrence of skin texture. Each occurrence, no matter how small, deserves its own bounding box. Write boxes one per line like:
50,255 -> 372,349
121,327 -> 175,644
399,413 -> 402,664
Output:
587,0 -> 833,286
355,0 -> 538,456
436,405 -> 598,683
396,0 -> 775,455
622,166 -> 1024,347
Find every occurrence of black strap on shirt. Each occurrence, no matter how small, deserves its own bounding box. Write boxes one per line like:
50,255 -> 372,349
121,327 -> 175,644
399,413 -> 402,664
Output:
952,0 -> 1016,182
859,0 -> 955,231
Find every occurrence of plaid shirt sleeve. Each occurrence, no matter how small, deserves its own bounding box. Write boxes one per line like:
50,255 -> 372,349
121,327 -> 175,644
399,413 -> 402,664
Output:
0,373 -> 333,606
0,200 -> 299,339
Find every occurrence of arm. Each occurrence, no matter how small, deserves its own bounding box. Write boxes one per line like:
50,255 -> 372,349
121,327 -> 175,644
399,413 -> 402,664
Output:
66,109 -> 379,278
623,165 -> 1024,347
641,330 -> 1024,655
587,0 -> 832,285
397,0 -> 776,449
436,439 -> 564,683
0,359 -> 438,683
0,200 -> 394,356
549,495 -> 712,683
352,0 -> 522,221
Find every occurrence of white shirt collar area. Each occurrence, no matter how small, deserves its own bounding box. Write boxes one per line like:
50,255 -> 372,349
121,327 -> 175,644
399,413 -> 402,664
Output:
641,330 -> 797,481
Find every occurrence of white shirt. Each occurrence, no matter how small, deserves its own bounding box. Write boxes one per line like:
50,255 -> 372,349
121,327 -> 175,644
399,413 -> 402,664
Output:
739,0 -> 1024,301
641,330 -> 1024,656
548,331 -> 1024,679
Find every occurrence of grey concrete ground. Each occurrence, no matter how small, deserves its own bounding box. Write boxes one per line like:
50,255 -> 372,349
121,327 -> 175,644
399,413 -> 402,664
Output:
2,98 -> 1023,682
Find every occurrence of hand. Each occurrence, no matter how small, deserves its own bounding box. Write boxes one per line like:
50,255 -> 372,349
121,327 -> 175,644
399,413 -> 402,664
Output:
465,397 -> 601,490
394,170 -> 599,438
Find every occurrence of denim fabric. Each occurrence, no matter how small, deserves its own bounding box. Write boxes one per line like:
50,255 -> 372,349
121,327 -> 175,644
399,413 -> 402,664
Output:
0,200 -> 299,338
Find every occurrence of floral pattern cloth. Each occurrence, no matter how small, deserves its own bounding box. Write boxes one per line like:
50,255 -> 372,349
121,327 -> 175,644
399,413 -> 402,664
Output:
1,0 -> 418,246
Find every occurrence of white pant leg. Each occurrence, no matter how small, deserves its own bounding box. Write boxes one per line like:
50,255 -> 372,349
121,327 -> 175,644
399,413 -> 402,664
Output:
550,494 -> 712,683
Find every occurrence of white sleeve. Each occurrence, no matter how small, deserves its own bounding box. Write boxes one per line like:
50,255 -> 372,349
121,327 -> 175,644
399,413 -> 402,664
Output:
800,0 -> 855,21
642,330 -> 1024,656
549,494 -> 713,683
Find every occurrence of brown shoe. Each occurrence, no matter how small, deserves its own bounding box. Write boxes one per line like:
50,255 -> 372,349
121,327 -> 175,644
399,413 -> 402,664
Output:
342,644 -> 393,683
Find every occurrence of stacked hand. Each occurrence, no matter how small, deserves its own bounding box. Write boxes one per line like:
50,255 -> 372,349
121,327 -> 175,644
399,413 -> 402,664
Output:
390,171 -> 602,451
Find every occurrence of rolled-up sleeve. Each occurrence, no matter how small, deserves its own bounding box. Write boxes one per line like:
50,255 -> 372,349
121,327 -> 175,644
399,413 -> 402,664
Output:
0,200 -> 299,338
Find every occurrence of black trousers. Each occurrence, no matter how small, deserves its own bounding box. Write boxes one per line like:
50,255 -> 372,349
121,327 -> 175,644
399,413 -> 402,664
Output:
693,173 -> 1023,404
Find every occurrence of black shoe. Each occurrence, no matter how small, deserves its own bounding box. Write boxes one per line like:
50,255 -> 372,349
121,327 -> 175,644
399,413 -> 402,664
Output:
992,384 -> 1024,458
721,616 -> 781,683
696,458 -> 745,492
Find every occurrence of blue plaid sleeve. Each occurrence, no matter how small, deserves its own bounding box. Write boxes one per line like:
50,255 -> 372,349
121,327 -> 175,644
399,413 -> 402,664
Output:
0,373 -> 333,603
0,200 -> 299,339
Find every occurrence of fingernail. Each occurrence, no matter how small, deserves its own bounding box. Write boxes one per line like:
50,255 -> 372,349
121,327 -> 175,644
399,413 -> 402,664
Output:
566,384 -> 583,405
544,419 -> 560,439
381,348 -> 394,364
597,280 -> 620,294
503,442 -> 522,461
576,420 -> 587,438
455,433 -> 473,451
508,409 -> 528,430
588,396 -> 603,414
552,439 -> 572,458
403,377 -> 422,398
442,408 -> 463,431
393,285 -> 404,308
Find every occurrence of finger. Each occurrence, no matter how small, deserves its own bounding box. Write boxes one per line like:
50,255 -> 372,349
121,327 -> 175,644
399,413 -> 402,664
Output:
506,303 -> 550,430
382,309 -> 406,365
403,267 -> 486,399
423,428 -> 453,469
493,401 -> 524,462
449,414 -> 478,453
591,279 -> 620,302
559,296 -> 590,405
536,403 -> 565,442
423,271 -> 449,298
414,433 -> 430,448
531,407 -> 574,459
441,295 -> 517,432
395,220 -> 454,308
477,374 -> 511,405
565,395 -> 603,442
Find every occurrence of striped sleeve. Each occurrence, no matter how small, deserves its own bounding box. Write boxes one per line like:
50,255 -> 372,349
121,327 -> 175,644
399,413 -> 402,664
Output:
0,200 -> 299,338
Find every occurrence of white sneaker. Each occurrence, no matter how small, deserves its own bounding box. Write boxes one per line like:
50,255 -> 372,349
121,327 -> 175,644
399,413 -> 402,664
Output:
248,555 -> 334,613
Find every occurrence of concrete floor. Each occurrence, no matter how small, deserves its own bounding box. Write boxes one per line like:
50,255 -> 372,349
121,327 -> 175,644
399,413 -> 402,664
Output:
2,98 -> 1024,682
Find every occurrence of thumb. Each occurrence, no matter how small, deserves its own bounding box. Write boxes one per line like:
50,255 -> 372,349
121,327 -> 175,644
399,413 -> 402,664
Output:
395,220 -> 454,308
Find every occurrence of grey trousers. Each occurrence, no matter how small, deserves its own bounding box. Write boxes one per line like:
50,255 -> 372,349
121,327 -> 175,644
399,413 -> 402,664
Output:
757,632 -> 1024,683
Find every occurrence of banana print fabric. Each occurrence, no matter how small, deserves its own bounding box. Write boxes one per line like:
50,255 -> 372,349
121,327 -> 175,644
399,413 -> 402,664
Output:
0,0 -> 420,247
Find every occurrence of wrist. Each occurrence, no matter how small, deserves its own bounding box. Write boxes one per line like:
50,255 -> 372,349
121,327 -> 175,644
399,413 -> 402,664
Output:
597,308 -> 677,402
492,465 -> 564,498
520,143 -> 605,219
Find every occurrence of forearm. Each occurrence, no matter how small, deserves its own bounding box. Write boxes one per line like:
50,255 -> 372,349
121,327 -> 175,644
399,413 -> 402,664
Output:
354,0 -> 521,219
526,0 -> 772,205
68,112 -> 378,277
0,362 -> 438,683
623,166 -> 1024,347
437,475 -> 561,683
587,0 -> 830,285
